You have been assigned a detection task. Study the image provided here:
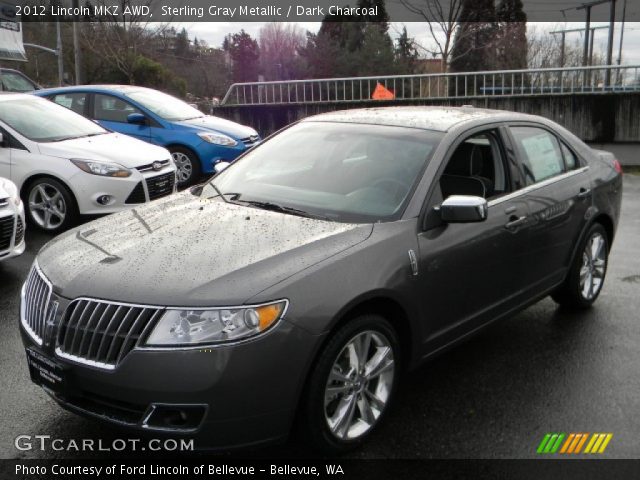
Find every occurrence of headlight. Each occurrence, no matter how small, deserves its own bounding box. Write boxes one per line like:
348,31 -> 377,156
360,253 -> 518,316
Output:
197,132 -> 238,147
144,300 -> 287,346
0,179 -> 21,206
70,159 -> 132,177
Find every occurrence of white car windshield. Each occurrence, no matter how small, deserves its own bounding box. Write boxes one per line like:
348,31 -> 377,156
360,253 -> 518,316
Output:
204,122 -> 443,223
125,89 -> 203,121
0,97 -> 106,142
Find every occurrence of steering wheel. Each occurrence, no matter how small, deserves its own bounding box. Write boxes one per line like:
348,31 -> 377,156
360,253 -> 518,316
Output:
371,178 -> 410,203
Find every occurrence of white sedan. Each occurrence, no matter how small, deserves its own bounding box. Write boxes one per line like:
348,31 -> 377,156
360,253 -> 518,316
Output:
0,94 -> 176,233
0,177 -> 25,261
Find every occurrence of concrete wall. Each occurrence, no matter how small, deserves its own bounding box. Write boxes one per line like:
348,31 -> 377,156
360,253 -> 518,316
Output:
215,93 -> 640,165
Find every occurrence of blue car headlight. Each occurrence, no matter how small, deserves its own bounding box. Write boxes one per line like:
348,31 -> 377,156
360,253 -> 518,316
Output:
197,132 -> 238,147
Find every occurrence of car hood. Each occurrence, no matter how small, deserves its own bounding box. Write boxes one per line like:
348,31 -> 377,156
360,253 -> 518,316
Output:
37,133 -> 170,168
175,115 -> 257,139
37,193 -> 373,306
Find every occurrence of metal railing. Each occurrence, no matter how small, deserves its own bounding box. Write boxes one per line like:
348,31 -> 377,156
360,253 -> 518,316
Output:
220,65 -> 640,106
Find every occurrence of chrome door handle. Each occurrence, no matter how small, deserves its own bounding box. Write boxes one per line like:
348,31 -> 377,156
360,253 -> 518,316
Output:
577,188 -> 591,198
505,216 -> 527,230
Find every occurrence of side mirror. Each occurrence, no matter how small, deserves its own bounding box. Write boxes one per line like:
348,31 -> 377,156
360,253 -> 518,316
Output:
127,113 -> 147,125
440,195 -> 488,223
0,132 -> 4,146
213,161 -> 230,174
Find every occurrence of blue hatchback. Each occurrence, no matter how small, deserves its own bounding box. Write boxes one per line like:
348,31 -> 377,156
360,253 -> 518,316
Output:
35,85 -> 261,186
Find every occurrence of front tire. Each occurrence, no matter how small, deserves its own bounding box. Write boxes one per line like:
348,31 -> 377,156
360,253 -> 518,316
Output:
299,315 -> 400,453
552,223 -> 609,309
170,146 -> 201,187
24,178 -> 78,233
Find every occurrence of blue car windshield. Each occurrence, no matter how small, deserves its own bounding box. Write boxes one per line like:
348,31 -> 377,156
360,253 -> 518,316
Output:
125,89 -> 204,121
204,122 -> 443,223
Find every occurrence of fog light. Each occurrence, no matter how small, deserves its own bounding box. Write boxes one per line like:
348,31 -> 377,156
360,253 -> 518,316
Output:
142,404 -> 207,431
97,195 -> 113,205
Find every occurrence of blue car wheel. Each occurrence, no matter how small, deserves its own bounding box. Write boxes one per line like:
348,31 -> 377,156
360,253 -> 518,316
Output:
170,146 -> 201,187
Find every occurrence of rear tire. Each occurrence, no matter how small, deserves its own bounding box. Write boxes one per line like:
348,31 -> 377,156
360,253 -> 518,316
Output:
170,146 -> 201,187
299,314 -> 400,453
24,177 -> 78,234
551,223 -> 609,309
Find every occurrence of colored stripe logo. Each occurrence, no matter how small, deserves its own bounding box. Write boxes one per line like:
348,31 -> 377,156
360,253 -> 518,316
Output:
537,433 -> 613,454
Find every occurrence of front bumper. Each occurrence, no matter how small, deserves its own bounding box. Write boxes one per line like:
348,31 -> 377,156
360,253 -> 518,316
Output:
19,288 -> 321,449
0,200 -> 25,262
71,165 -> 177,216
197,139 -> 260,174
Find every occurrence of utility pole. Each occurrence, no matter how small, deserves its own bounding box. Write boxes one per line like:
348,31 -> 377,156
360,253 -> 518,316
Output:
617,0 -> 627,65
576,0 -> 617,86
605,0 -> 616,86
56,21 -> 63,86
550,26 -> 607,66
72,0 -> 82,84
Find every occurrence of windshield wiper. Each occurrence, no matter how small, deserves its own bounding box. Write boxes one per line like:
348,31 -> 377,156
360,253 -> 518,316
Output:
239,200 -> 331,221
206,183 -> 233,204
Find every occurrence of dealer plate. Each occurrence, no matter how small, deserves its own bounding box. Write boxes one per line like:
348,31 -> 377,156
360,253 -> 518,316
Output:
26,347 -> 67,394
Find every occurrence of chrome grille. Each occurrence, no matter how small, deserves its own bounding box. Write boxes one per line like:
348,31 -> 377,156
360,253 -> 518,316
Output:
241,135 -> 260,147
15,216 -> 24,245
136,160 -> 171,173
56,299 -> 163,369
21,264 -> 53,345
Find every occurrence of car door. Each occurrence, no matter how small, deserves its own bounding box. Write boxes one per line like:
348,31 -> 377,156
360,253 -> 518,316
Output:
92,93 -> 152,142
506,124 -> 592,292
416,126 -> 531,348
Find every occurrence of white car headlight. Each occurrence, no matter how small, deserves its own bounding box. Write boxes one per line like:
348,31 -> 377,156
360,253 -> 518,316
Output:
144,300 -> 287,346
0,179 -> 21,206
197,132 -> 238,147
70,159 -> 132,178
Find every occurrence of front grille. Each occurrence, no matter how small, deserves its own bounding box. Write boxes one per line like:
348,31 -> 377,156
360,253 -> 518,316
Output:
15,216 -> 24,245
125,182 -> 145,204
241,135 -> 260,147
0,215 -> 13,251
136,160 -> 171,173
146,172 -> 175,201
56,299 -> 163,369
22,265 -> 53,344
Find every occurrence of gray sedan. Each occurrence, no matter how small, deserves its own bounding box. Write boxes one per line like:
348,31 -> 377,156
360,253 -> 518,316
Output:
19,107 -> 622,452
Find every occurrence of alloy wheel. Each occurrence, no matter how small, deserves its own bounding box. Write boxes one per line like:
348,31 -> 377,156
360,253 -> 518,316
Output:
324,330 -> 395,441
580,232 -> 607,300
172,151 -> 193,184
28,183 -> 66,230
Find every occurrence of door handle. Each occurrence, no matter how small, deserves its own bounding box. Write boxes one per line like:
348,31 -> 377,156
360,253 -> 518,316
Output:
505,215 -> 527,230
577,188 -> 591,198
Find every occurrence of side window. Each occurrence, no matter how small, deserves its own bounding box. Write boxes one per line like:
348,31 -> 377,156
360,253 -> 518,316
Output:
1,72 -> 36,92
510,127 -> 565,185
93,94 -> 142,123
51,93 -> 87,116
560,141 -> 578,170
439,130 -> 509,200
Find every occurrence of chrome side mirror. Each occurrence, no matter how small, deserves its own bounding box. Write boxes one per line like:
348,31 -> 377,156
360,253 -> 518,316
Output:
440,195 -> 488,223
0,132 -> 4,146
213,161 -> 230,174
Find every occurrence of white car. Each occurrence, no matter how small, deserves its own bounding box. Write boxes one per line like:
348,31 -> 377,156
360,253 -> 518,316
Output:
0,94 -> 176,233
0,177 -> 25,261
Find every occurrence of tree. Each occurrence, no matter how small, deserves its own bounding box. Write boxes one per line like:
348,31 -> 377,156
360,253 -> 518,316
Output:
495,0 -> 527,70
395,26 -> 419,73
399,0 -> 465,72
258,23 -> 306,80
223,30 -> 260,82
449,0 -> 497,73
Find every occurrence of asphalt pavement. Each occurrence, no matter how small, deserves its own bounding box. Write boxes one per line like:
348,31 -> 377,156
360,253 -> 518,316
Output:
1,175 -> 639,460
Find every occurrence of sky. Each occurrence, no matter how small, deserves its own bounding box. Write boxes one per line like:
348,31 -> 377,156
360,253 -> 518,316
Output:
178,21 -> 640,65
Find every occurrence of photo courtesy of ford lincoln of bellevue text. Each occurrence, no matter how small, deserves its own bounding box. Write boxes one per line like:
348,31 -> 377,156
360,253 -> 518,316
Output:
2,0 -> 640,478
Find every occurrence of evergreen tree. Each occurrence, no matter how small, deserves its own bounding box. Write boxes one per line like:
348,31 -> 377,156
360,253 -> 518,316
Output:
496,0 -> 527,70
223,30 -> 260,82
395,26 -> 419,73
450,0 -> 497,73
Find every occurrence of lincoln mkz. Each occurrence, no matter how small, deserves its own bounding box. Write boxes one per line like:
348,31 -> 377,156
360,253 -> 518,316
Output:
20,107 -> 623,452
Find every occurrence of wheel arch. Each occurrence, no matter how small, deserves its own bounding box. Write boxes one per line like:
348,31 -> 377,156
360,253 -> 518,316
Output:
165,143 -> 201,162
20,173 -> 79,208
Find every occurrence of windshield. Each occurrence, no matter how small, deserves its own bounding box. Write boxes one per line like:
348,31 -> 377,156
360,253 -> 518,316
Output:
0,97 -> 106,142
203,122 -> 443,223
1,71 -> 36,92
125,89 -> 203,121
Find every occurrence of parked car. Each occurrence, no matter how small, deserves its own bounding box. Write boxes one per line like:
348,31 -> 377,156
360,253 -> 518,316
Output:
35,85 -> 261,186
0,176 -> 25,261
20,107 -> 622,452
0,68 -> 39,92
0,94 -> 176,233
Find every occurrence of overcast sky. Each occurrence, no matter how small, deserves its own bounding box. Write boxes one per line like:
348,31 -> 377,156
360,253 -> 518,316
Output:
179,22 -> 640,65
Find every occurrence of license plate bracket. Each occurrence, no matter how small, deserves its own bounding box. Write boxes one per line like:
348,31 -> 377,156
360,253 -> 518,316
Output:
26,347 -> 68,395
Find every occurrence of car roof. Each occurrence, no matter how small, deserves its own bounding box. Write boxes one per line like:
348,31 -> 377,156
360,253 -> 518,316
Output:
37,84 -> 147,95
303,106 -> 544,132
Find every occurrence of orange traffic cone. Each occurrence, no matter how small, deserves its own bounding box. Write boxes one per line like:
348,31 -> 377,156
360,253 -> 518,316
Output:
371,82 -> 395,100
